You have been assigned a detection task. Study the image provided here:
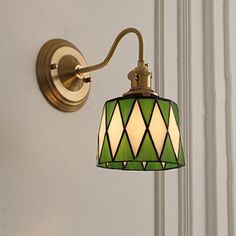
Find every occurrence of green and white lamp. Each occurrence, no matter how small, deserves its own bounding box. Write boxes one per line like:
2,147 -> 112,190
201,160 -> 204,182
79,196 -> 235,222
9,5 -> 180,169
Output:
36,27 -> 185,171
97,96 -> 185,171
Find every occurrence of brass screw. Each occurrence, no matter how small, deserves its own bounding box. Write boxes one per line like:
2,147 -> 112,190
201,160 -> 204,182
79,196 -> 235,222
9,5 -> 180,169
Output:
50,63 -> 58,70
83,77 -> 91,83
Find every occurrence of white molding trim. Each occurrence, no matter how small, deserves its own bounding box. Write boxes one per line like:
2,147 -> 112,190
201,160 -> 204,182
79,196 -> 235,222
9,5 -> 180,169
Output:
202,0 -> 218,235
177,0 -> 192,235
223,1 -> 234,235
154,0 -> 165,235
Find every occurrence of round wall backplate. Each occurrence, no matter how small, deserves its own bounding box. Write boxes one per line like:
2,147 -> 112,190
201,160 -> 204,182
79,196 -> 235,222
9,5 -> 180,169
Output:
36,39 -> 91,112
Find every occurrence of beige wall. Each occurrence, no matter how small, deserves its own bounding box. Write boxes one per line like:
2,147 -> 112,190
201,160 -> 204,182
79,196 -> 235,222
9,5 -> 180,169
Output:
1,1 -> 236,236
0,1 -> 155,236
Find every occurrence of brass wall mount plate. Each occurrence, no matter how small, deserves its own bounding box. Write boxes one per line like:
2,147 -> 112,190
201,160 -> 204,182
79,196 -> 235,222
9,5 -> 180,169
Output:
36,39 -> 91,112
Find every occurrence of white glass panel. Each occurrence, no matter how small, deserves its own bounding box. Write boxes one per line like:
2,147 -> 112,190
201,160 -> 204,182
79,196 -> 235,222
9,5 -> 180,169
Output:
142,162 -> 147,168
98,108 -> 106,156
126,101 -> 146,156
162,162 -> 166,168
108,104 -> 124,157
149,103 -> 167,156
168,107 -> 180,157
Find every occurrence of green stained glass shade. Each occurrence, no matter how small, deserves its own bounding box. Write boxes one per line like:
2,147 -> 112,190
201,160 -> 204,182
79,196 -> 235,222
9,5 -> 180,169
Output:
97,95 -> 185,171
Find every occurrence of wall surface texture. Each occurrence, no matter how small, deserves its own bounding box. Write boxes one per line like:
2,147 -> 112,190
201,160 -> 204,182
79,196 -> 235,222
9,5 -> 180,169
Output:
0,0 -> 236,236
0,1 -> 155,236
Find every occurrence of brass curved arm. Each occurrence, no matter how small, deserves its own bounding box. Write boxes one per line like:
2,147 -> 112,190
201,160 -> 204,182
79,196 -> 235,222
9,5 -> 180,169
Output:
76,27 -> 144,75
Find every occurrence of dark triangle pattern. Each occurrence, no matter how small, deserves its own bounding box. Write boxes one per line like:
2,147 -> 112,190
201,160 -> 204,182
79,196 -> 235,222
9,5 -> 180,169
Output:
115,132 -> 134,161
118,98 -> 135,126
136,132 -> 158,161
160,135 -> 177,164
138,98 -> 155,126
106,100 -> 117,128
157,99 -> 170,126
99,134 -> 113,163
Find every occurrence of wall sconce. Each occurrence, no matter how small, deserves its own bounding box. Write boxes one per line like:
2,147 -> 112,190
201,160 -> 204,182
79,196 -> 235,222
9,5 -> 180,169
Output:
36,28 -> 185,171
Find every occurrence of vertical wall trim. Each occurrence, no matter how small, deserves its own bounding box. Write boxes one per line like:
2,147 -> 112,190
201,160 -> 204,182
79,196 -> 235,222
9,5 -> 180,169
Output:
154,0 -> 165,235
177,0 -> 192,235
223,1 -> 234,236
202,0 -> 218,235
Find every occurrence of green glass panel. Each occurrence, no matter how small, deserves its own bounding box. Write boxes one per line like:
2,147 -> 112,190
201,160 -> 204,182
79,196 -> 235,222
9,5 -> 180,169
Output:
165,163 -> 178,169
108,162 -> 124,169
115,132 -> 134,161
119,99 -> 135,126
138,98 -> 155,125
161,135 -> 177,163
125,161 -> 143,170
97,163 -> 107,168
136,132 -> 158,161
178,141 -> 185,165
171,102 -> 180,126
157,100 -> 170,126
106,100 -> 117,127
145,162 -> 163,170
99,135 -> 112,163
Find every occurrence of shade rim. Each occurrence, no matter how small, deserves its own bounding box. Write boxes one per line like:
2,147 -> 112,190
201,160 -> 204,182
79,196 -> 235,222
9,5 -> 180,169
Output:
97,163 -> 185,171
104,94 -> 179,108
97,161 -> 185,171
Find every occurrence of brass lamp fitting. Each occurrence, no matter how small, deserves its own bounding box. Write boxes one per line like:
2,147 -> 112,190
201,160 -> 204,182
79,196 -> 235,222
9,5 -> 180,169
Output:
36,27 -> 156,112
124,61 -> 156,96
